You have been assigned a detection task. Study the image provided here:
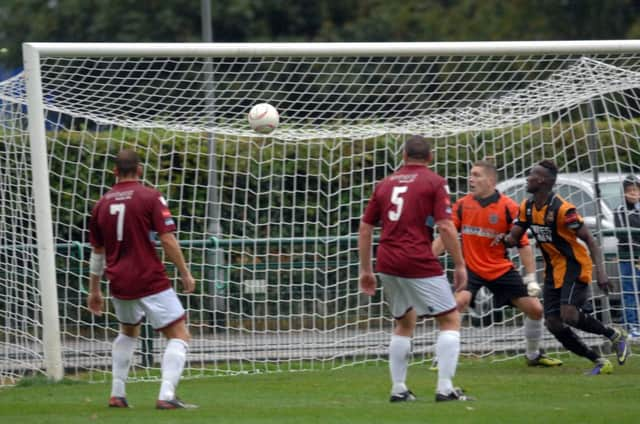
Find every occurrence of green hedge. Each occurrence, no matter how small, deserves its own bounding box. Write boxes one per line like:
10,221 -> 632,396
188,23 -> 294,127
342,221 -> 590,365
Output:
2,114 -> 638,326
42,116 -> 639,246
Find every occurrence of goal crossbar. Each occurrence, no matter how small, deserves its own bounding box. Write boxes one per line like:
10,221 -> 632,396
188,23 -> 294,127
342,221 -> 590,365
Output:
24,40 -> 640,57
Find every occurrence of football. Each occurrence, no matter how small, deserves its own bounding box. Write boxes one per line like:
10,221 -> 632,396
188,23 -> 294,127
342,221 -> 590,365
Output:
248,103 -> 279,134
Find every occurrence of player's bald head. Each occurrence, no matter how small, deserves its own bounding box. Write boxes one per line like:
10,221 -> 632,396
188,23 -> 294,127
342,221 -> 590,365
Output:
404,135 -> 432,161
115,149 -> 140,178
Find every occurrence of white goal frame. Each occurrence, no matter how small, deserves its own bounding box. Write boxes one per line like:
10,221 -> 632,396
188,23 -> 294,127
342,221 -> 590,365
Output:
20,40 -> 640,382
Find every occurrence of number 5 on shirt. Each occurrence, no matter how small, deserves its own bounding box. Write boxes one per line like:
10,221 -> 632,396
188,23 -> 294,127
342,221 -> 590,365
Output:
388,186 -> 408,221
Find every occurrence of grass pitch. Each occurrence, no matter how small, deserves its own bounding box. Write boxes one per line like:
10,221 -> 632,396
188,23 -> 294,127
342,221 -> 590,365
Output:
1,354 -> 639,424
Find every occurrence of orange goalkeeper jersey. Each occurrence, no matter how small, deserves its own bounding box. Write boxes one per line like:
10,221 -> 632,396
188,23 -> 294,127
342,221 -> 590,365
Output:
453,191 -> 529,281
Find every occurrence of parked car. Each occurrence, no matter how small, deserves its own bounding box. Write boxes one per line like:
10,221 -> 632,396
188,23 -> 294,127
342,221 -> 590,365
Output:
466,173 -> 624,326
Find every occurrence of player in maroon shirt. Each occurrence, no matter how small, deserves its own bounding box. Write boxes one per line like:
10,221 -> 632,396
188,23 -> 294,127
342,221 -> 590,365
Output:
87,149 -> 197,409
359,135 -> 472,402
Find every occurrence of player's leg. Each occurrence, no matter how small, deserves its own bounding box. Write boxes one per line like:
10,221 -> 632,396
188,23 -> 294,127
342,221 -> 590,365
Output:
157,320 -> 195,408
514,296 -> 547,364
430,289 -> 470,372
109,298 -> 144,408
512,295 -> 562,366
433,308 -> 473,401
141,288 -> 197,409
543,284 -> 612,373
378,273 -> 416,402
463,270 -> 487,316
389,308 -> 416,401
455,290 -> 472,312
483,270 -> 560,366
429,277 -> 477,371
434,309 -> 461,394
547,313 -> 613,374
560,281 -> 630,365
411,275 -> 473,401
491,270 -> 544,363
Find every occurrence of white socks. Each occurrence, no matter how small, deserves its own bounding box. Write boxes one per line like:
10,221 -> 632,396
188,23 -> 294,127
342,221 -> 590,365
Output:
389,335 -> 411,394
158,338 -> 189,401
436,330 -> 460,394
524,317 -> 544,360
111,333 -> 137,398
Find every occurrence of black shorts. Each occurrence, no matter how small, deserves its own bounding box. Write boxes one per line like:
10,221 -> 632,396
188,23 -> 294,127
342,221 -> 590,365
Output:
467,268 -> 529,308
543,280 -> 590,317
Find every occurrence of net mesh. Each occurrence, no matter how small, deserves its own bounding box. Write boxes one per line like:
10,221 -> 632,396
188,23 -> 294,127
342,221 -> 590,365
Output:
1,46 -> 639,384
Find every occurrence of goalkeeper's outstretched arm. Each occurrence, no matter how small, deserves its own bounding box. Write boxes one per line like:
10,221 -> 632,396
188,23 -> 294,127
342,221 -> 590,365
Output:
518,245 -> 541,297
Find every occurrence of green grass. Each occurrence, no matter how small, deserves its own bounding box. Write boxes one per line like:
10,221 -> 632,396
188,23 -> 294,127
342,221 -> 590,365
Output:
1,355 -> 639,424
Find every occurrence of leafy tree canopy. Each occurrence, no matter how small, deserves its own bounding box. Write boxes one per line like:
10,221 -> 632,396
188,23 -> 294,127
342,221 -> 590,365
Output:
0,0 -> 639,68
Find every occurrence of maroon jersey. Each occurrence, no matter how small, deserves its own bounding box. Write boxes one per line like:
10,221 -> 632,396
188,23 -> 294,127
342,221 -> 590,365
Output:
362,163 -> 452,278
89,180 -> 177,299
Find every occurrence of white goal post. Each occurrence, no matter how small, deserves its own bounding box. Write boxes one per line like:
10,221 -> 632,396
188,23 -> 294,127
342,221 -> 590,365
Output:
1,41 -> 639,384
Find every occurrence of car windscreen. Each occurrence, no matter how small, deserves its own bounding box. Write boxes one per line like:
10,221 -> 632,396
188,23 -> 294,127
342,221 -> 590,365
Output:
556,184 -> 596,216
599,181 -> 624,211
500,184 -> 528,204
501,180 -> 622,215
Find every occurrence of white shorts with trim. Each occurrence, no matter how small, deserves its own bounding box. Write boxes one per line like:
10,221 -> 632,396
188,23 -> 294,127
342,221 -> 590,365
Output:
379,273 -> 456,318
111,288 -> 185,330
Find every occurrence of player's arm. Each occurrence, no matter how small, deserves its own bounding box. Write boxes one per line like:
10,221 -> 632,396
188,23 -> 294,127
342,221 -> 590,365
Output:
493,200 -> 528,248
496,225 -> 526,248
431,235 -> 445,256
518,245 -> 536,274
576,225 -> 611,293
518,245 -> 541,296
358,221 -> 377,296
433,198 -> 461,256
158,232 -> 196,294
436,218 -> 467,292
509,199 -> 540,296
87,246 -> 105,316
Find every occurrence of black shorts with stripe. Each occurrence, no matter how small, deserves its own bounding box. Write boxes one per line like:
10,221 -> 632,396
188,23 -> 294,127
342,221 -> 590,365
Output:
467,268 -> 528,308
542,279 -> 590,316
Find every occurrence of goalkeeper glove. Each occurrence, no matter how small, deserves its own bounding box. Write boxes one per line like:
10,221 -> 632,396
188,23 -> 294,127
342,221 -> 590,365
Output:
523,273 -> 541,297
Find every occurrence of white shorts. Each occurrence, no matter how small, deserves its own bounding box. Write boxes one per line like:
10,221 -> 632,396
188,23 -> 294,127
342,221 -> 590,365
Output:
379,273 -> 456,319
111,288 -> 186,330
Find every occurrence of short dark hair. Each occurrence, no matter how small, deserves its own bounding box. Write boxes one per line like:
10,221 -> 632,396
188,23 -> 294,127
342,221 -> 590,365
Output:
538,159 -> 558,183
404,135 -> 431,160
623,174 -> 640,190
473,160 -> 497,179
115,149 -> 140,177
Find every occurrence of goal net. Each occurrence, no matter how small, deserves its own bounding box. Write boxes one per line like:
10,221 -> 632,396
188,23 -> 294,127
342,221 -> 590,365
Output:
1,42 -> 639,384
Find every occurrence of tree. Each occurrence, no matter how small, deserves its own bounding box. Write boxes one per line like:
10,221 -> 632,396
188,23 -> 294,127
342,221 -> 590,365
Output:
1,0 -> 639,70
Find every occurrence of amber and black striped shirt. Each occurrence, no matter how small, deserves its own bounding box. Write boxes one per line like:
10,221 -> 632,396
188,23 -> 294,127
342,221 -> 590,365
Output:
514,193 -> 592,288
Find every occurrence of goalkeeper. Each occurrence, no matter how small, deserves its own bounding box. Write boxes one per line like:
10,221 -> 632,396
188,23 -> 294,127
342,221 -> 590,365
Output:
433,160 -> 562,367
